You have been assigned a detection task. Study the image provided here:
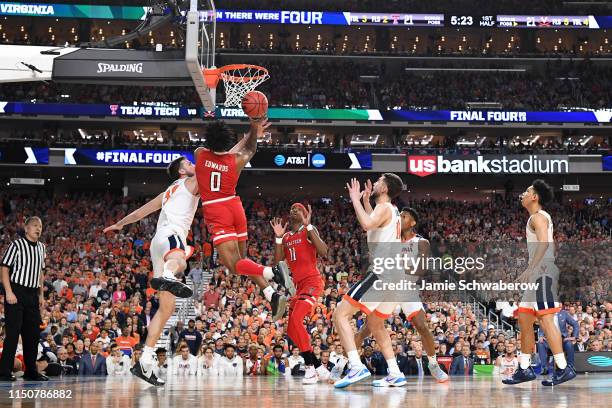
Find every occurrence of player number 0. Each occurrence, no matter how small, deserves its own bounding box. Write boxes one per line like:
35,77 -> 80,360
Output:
210,171 -> 221,192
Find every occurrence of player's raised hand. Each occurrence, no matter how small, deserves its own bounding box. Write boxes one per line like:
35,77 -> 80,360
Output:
346,178 -> 362,202
300,204 -> 313,226
270,217 -> 288,237
103,224 -> 122,233
362,179 -> 372,201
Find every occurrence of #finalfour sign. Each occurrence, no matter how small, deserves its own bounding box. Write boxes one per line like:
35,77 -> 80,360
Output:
64,148 -> 194,167
407,155 -> 569,177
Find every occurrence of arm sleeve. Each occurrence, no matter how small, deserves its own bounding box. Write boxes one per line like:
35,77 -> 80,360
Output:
0,242 -> 17,268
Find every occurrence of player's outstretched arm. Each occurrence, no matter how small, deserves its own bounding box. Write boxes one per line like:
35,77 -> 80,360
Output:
362,179 -> 374,215
346,178 -> 390,231
229,133 -> 249,154
270,217 -> 287,265
235,118 -> 271,169
102,192 -> 164,233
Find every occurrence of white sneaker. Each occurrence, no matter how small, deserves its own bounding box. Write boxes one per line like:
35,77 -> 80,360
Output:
429,363 -> 449,383
302,365 -> 319,384
334,365 -> 371,388
372,373 -> 407,387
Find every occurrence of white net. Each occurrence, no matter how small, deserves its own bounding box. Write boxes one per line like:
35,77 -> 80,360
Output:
219,65 -> 269,107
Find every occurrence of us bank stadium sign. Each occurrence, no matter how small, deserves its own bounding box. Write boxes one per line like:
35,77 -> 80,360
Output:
406,155 -> 570,177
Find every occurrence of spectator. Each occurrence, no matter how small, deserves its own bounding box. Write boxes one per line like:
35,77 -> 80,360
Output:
115,326 -> 138,357
361,345 -> 387,375
450,345 -> 474,376
78,341 -> 107,376
393,343 -> 410,375
316,349 -> 335,381
172,344 -> 198,376
406,344 -> 431,377
495,342 -> 518,381
197,346 -> 220,377
169,321 -> 185,354
244,344 -> 263,376
537,309 -> 579,373
263,344 -> 289,376
288,347 -> 305,375
152,348 -> 171,381
188,265 -> 203,299
218,344 -> 243,377
56,347 -> 78,375
179,319 -> 203,356
106,344 -> 131,376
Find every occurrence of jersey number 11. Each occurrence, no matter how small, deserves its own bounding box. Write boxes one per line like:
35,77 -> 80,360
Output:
288,247 -> 297,261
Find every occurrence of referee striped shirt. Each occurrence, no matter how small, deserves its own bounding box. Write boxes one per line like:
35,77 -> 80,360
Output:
0,237 -> 46,289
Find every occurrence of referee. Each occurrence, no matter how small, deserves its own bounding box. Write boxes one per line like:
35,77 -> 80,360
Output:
0,216 -> 48,381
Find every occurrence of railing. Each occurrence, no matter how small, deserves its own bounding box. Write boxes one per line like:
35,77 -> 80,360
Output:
445,272 -> 515,335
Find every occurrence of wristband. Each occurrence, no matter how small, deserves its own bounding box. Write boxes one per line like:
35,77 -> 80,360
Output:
306,224 -> 314,231
275,237 -> 283,244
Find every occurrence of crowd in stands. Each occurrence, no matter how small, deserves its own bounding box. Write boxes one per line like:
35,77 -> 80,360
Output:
0,189 -> 609,379
1,60 -> 609,110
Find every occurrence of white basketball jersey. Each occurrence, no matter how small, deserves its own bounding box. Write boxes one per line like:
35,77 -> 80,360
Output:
500,356 -> 518,380
525,210 -> 555,261
367,202 -> 401,243
157,177 -> 199,238
402,234 -> 424,258
401,234 -> 424,278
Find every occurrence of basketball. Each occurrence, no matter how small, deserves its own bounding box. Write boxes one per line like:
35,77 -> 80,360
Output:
241,90 -> 268,119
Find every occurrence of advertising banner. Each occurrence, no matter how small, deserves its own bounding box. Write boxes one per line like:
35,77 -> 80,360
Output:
63,148 -> 372,170
406,155 -> 570,177
4,102 -> 611,123
0,3 -> 147,20
64,149 -> 194,167
574,352 -> 612,373
0,146 -> 48,164
383,109 -> 612,124
247,152 -> 372,170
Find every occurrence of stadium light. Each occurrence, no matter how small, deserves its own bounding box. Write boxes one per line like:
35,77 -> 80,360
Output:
350,135 -> 379,146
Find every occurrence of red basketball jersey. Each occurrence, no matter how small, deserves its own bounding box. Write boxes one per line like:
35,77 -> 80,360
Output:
282,227 -> 319,284
195,149 -> 240,203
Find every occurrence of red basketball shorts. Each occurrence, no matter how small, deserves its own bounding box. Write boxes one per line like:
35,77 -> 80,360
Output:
202,196 -> 248,246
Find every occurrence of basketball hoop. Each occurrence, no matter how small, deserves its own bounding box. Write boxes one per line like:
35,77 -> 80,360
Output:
203,64 -> 269,107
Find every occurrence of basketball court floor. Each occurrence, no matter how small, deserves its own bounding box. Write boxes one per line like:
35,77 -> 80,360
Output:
0,374 -> 610,407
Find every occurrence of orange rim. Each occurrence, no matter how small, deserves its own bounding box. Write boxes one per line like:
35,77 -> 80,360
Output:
203,64 -> 269,88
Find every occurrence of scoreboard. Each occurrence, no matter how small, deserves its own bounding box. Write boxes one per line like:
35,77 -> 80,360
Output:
497,15 -> 592,28
346,13 -> 444,27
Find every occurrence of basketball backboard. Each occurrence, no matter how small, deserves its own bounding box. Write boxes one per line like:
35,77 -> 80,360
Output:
185,0 -> 217,112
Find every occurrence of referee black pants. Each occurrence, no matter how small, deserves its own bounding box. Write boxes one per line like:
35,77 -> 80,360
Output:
0,284 -> 41,376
